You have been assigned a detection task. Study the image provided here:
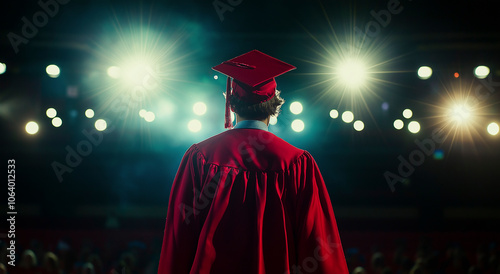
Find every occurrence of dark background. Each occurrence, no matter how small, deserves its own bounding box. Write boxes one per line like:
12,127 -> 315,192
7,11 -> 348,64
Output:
1,0 -> 499,272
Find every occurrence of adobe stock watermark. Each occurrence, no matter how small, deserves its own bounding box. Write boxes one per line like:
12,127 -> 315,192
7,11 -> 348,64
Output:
285,236 -> 341,274
7,0 -> 71,54
51,65 -> 161,182
385,75 -> 500,192
340,0 -> 411,52
213,0 -> 243,22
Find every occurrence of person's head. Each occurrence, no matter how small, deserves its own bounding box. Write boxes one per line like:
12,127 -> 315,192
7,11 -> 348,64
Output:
42,252 -> 59,272
229,90 -> 284,122
21,249 -> 37,268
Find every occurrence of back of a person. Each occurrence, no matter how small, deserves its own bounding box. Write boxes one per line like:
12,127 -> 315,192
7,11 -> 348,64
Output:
158,50 -> 348,274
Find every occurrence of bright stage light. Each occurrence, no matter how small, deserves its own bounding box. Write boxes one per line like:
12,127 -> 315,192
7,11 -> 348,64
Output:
402,109 -> 413,119
487,122 -> 499,136
353,120 -> 364,131
119,57 -> 157,86
0,62 -> 6,75
25,121 -> 39,135
193,102 -> 207,116
52,117 -> 62,127
336,59 -> 367,89
269,116 -> 277,125
329,109 -> 339,119
341,111 -> 354,123
393,119 -> 404,130
291,119 -> 305,132
188,119 -> 202,132
85,109 -> 95,118
474,66 -> 490,79
46,64 -> 60,78
450,104 -> 472,124
144,111 -> 155,122
107,66 -> 121,79
408,121 -> 421,133
214,75 -> 218,80
139,109 -> 147,118
95,119 -> 107,131
417,66 -> 432,80
290,101 -> 303,115
46,108 -> 57,118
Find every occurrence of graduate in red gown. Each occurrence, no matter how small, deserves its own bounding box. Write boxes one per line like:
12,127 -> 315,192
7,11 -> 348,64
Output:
158,50 -> 348,274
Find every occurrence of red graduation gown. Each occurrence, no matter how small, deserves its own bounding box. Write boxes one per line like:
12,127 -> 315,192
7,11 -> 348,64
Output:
158,128 -> 348,274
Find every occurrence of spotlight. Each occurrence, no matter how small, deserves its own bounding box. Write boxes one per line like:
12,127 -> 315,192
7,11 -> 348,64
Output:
107,66 -> 121,79
341,111 -> 354,123
139,109 -> 147,118
144,111 -> 155,122
393,119 -> 404,130
46,108 -> 57,118
451,104 -> 471,124
290,101 -> 303,115
52,117 -> 62,127
214,75 -> 218,80
95,119 -> 107,131
417,66 -> 432,80
291,119 -> 305,132
188,119 -> 202,132
193,102 -> 207,116
25,121 -> 39,135
487,122 -> 499,136
269,116 -> 277,125
336,58 -> 367,89
474,66 -> 490,79
402,109 -> 413,119
46,64 -> 60,78
0,62 -> 6,75
85,109 -> 95,118
408,121 -> 420,133
353,120 -> 364,131
329,109 -> 339,119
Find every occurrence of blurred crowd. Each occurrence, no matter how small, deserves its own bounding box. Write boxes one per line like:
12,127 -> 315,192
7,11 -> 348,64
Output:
0,236 -> 498,274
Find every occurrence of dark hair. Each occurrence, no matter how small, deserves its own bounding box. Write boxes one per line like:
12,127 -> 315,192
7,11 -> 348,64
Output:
229,90 -> 285,120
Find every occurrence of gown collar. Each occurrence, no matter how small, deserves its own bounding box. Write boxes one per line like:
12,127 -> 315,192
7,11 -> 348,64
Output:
233,120 -> 269,131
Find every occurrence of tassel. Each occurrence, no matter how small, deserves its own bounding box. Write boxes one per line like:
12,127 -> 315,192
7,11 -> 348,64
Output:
224,77 -> 233,129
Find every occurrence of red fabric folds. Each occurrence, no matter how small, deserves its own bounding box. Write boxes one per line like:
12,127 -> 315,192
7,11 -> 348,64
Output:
158,129 -> 348,274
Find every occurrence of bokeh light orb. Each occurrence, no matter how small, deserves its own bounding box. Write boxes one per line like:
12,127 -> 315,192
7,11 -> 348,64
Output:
95,119 -> 107,131
329,109 -> 339,119
193,102 -> 207,116
0,62 -> 6,75
46,64 -> 60,78
85,109 -> 95,118
487,122 -> 499,136
393,119 -> 404,130
25,121 -> 39,135
408,121 -> 421,133
188,119 -> 202,132
403,109 -> 413,119
107,66 -> 121,79
52,117 -> 62,127
290,101 -> 303,115
291,119 -> 305,132
269,116 -> 278,125
474,66 -> 490,79
341,111 -> 354,123
46,108 -> 57,118
353,120 -> 364,131
417,66 -> 432,80
144,111 -> 155,122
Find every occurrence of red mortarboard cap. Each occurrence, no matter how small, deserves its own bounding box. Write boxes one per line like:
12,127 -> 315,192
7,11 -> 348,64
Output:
212,50 -> 296,128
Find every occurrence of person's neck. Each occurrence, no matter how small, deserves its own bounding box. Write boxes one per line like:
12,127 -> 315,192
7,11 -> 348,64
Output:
236,115 -> 270,126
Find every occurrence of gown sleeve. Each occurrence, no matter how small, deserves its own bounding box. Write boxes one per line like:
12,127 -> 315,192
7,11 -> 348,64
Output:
158,145 -> 204,274
293,151 -> 349,274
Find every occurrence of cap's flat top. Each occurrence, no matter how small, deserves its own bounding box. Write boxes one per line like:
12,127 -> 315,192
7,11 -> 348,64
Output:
212,50 -> 296,87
